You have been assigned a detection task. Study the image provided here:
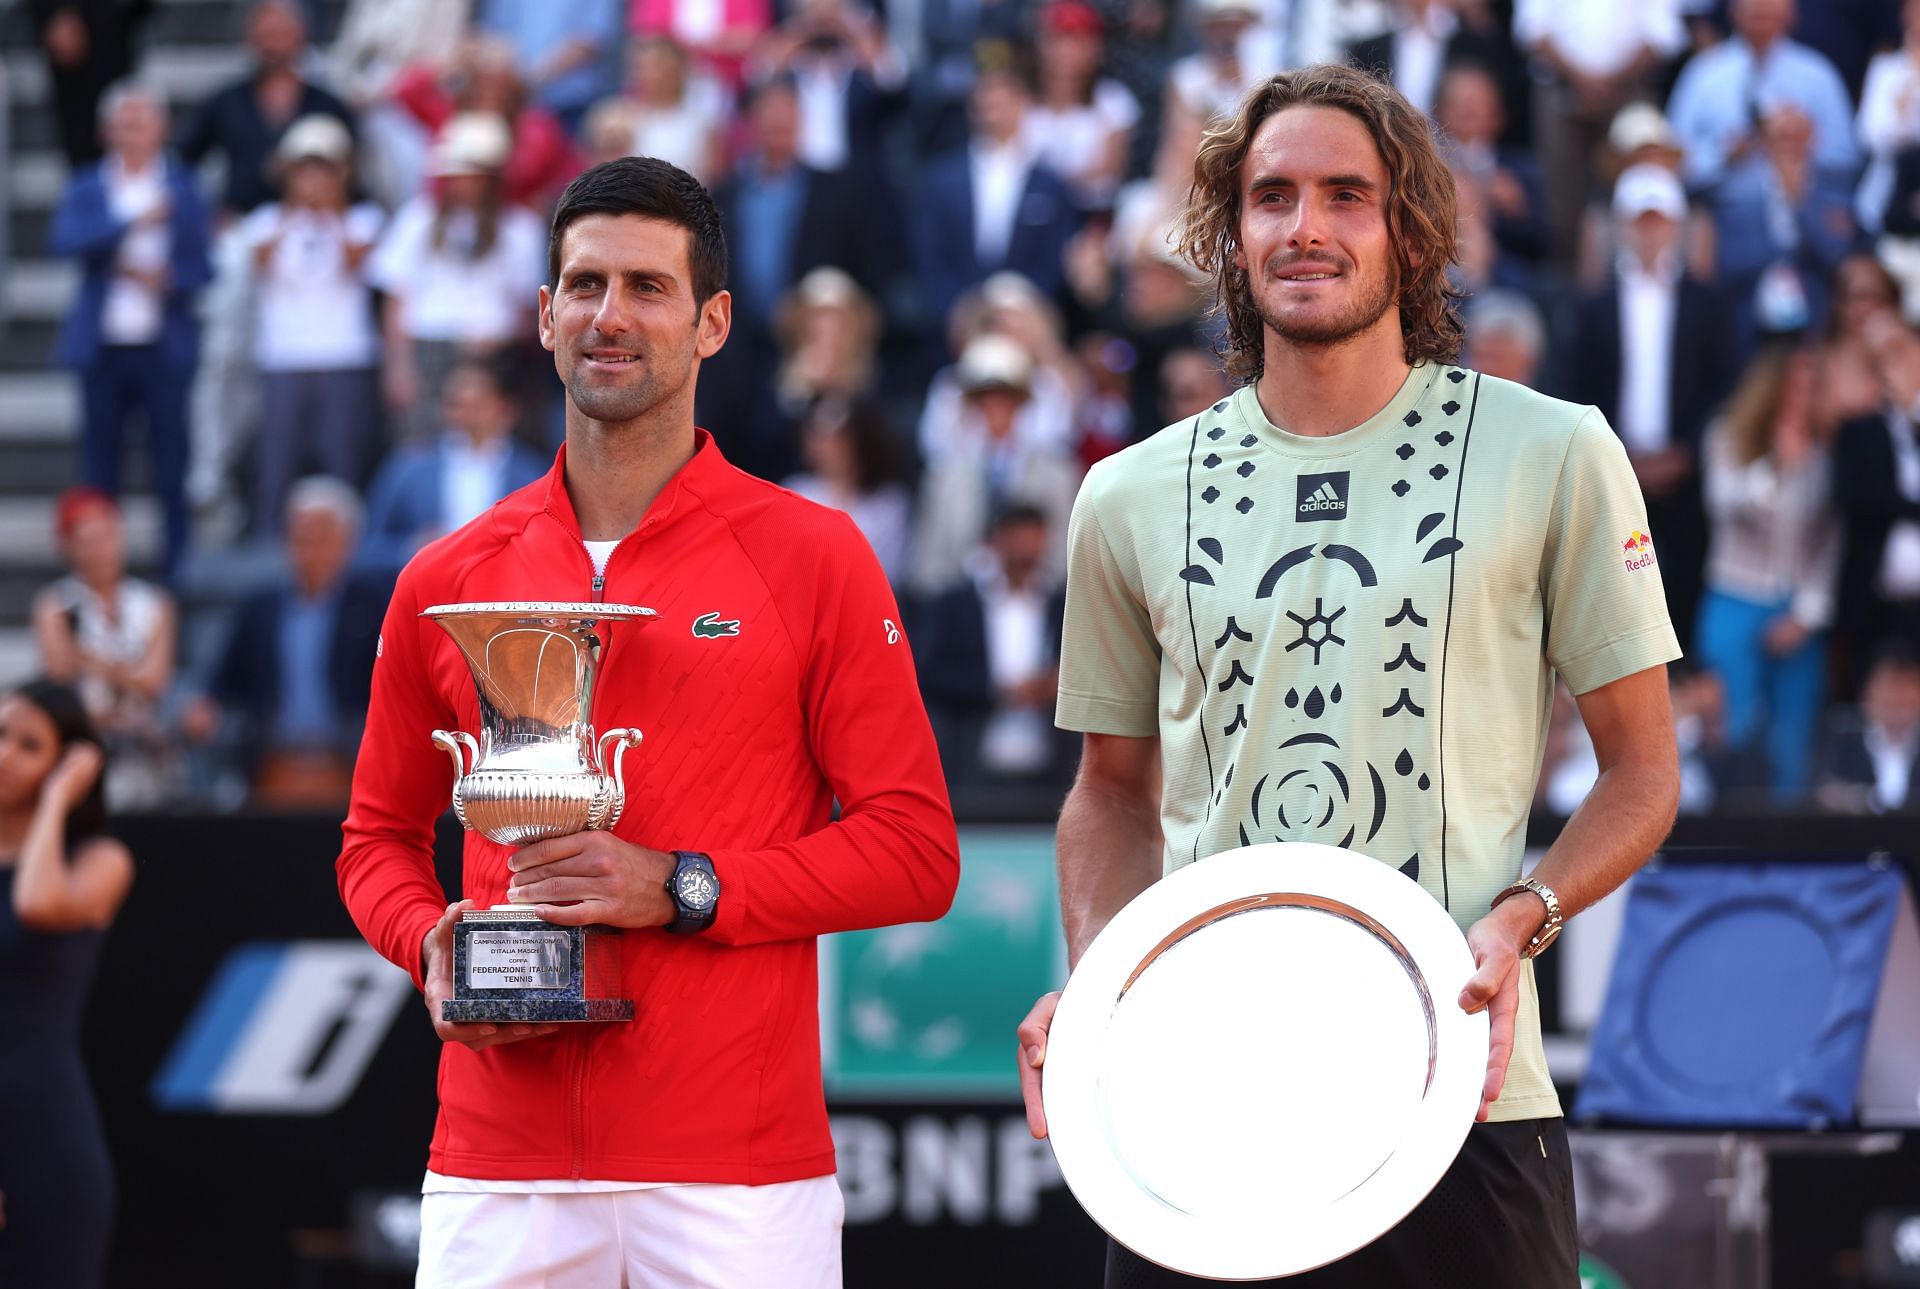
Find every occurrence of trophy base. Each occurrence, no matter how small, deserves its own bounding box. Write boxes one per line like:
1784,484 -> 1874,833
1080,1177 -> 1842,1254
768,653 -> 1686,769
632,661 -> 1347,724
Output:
444,908 -> 633,1025
441,997 -> 636,1024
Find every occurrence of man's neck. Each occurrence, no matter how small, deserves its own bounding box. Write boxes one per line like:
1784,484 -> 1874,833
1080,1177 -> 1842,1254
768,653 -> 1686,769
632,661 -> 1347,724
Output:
563,403 -> 698,540
1251,320 -> 1413,438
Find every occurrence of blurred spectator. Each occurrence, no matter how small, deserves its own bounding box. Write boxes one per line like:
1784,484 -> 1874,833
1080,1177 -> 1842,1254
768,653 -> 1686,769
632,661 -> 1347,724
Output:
1708,103 -> 1856,352
912,333 -> 1081,594
912,0 -> 1033,154
914,501 -> 1070,787
1834,309 -> 1920,688
176,0 -> 355,217
28,0 -> 153,169
50,80 -> 212,586
1026,2 -> 1141,210
239,115 -> 385,533
476,0 -> 625,134
1565,163 -> 1735,652
327,0 -> 470,207
1791,0 -> 1901,104
913,53 -> 1084,337
1463,288 -> 1545,386
30,489 -> 177,809
1667,0 -> 1858,199
1101,0 -> 1178,178
751,0 -> 908,178
367,113 -> 547,441
1695,344 -> 1841,802
181,478 -> 389,809
781,395 -> 912,581
360,356 -> 547,574
1159,345 -> 1231,423
919,273 -> 1078,465
585,35 -> 728,181
1855,0 -> 1920,236
1572,102 -> 1718,289
774,268 -> 883,419
1815,253 -> 1900,433
1513,0 -> 1684,256
1347,0 -> 1521,120
1166,0 -> 1283,132
1072,332 -> 1136,467
1540,667 -> 1733,814
391,35 -> 583,209
628,0 -> 774,89
1815,642 -> 1920,812
1434,61 -> 1548,272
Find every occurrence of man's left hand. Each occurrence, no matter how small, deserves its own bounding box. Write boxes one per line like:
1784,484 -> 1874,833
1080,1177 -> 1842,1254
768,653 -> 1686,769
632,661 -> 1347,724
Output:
506,833 -> 677,929
1458,894 -> 1545,1121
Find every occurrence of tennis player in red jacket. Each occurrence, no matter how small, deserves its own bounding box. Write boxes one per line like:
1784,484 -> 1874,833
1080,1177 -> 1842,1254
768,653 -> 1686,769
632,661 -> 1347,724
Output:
337,156 -> 961,1287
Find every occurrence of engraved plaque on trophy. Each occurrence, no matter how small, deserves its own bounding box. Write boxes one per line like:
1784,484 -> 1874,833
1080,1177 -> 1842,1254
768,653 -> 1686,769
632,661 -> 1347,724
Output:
424,602 -> 656,1023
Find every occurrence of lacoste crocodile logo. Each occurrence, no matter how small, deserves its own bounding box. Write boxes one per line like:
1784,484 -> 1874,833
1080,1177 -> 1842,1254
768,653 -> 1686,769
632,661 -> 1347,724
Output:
692,612 -> 741,639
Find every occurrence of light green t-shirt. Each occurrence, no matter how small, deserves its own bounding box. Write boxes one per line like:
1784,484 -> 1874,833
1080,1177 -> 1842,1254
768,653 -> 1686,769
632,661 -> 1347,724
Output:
1055,363 -> 1682,1122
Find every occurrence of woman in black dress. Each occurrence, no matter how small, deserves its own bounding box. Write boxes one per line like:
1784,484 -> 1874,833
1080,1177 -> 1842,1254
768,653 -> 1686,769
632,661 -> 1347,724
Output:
0,680 -> 134,1289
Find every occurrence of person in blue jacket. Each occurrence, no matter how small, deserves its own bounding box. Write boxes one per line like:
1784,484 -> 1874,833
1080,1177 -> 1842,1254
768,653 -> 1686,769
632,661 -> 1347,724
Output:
49,79 -> 212,585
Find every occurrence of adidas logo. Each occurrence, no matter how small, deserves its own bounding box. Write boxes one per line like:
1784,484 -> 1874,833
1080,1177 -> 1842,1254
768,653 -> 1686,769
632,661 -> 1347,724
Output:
1299,483 -> 1343,511
1295,471 -> 1350,522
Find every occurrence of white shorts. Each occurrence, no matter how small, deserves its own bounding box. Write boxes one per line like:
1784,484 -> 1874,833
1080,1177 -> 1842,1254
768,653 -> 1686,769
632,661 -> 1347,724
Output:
416,1175 -> 844,1288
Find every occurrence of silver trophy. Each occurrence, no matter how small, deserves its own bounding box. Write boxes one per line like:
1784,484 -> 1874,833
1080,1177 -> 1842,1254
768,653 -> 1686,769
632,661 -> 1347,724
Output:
424,601 -> 657,1023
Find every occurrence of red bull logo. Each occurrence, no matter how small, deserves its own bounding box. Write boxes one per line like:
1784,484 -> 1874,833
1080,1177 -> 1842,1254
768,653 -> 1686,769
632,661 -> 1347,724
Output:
1623,530 -> 1656,571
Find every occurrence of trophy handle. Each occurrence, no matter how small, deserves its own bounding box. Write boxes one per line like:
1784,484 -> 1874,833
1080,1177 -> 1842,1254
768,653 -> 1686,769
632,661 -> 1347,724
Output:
595,728 -> 644,830
432,730 -> 479,782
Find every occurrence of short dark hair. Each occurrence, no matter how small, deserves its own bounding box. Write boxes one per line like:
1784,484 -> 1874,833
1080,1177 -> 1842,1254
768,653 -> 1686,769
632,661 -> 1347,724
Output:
548,156 -> 728,304
989,501 -> 1050,534
12,679 -> 109,842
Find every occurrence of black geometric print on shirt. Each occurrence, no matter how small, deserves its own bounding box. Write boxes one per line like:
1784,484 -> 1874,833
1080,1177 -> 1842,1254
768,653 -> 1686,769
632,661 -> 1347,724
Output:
1385,642 -> 1426,673
1208,426 -> 1226,441
1237,461 -> 1256,478
1392,480 -> 1411,497
1383,688 -> 1426,718
1403,410 -> 1422,427
1400,853 -> 1420,881
1434,430 -> 1454,447
1423,537 -> 1464,563
1397,443 -> 1416,461
1283,684 -> 1341,719
1447,370 -> 1466,383
1180,563 -> 1216,585
1218,660 -> 1256,692
1198,537 -> 1224,565
1236,496 -> 1255,514
1223,704 -> 1248,736
1394,748 -> 1433,791
1215,616 -> 1255,648
1239,734 -> 1386,851
1417,513 -> 1445,542
1285,598 -> 1347,663
1385,598 -> 1428,628
1254,543 -> 1378,597
1214,397 -> 1232,410
1204,453 -> 1222,468
1429,463 -> 1449,481
1202,486 -> 1221,504
1240,434 -> 1258,448
1442,400 -> 1461,416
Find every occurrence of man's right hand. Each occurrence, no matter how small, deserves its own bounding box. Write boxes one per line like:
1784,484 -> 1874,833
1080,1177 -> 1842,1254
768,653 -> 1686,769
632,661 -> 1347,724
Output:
422,900 -> 561,1052
1015,991 -> 1061,1139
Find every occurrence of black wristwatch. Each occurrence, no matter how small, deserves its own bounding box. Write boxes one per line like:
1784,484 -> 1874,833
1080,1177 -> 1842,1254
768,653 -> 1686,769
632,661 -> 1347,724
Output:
665,850 -> 720,934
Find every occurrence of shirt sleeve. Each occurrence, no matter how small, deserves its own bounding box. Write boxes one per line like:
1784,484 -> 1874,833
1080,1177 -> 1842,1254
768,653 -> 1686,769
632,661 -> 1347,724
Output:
1541,408 -> 1682,695
702,511 -> 960,947
365,200 -> 426,294
336,562 -> 462,992
1055,465 -> 1161,736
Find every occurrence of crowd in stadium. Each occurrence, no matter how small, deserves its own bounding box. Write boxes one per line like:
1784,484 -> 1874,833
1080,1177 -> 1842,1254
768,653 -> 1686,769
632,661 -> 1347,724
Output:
20,0 -> 1920,818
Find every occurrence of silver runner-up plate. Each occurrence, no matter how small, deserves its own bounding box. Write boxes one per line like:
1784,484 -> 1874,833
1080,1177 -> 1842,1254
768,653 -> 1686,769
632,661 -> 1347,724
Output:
1042,843 -> 1489,1281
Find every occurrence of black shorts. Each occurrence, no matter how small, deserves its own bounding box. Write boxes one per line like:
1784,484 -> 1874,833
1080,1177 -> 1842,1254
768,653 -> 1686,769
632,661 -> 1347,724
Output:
1103,1117 -> 1578,1289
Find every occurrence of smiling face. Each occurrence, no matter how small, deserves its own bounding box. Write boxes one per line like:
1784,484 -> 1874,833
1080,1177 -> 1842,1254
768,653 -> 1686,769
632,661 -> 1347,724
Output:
1235,105 -> 1401,354
539,213 -> 730,428
0,695 -> 61,814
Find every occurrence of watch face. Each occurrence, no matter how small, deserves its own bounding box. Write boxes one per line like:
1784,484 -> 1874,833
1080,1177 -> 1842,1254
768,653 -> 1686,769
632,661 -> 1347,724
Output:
676,865 -> 718,912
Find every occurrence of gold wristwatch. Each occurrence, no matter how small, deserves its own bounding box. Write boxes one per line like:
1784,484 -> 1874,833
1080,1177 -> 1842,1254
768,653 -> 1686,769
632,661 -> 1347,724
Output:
1489,876 -> 1563,959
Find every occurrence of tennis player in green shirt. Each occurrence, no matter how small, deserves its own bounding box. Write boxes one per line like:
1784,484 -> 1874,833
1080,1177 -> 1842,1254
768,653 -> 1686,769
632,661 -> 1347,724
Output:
1017,64 -> 1683,1286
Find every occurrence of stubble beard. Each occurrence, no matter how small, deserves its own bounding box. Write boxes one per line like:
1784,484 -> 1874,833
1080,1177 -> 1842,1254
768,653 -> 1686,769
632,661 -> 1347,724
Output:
1252,255 -> 1400,351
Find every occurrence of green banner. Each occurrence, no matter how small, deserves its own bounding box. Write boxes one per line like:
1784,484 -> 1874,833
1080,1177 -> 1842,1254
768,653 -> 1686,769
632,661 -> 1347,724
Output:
823,827 -> 1065,1097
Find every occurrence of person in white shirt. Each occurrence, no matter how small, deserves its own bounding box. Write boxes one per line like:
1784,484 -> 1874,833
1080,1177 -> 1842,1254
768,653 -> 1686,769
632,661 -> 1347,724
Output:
1855,0 -> 1920,235
367,112 -> 548,441
1816,644 -> 1920,813
1696,344 -> 1842,802
1027,1 -> 1141,209
241,115 -> 386,534
1513,0 -> 1686,255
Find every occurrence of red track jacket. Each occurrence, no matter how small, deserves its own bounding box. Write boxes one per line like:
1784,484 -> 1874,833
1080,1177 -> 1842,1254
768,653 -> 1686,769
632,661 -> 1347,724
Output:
337,433 -> 960,1183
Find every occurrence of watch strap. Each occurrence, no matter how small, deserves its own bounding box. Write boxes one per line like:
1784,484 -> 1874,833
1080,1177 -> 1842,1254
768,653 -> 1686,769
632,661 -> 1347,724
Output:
1490,876 -> 1563,959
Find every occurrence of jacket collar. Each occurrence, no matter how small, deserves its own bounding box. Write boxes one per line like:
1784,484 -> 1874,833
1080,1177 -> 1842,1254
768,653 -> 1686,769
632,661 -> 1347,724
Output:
538,427 -> 725,540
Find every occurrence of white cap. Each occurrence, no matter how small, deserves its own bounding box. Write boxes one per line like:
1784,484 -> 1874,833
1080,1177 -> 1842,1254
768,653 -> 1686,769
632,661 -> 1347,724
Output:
793,266 -> 863,310
1192,0 -> 1258,18
957,334 -> 1035,396
276,114 -> 352,166
1608,102 -> 1678,156
431,113 -> 512,177
1612,163 -> 1687,222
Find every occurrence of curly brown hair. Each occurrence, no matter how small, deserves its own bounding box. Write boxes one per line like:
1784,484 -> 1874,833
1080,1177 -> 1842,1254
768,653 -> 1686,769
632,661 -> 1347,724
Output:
1176,64 -> 1464,383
